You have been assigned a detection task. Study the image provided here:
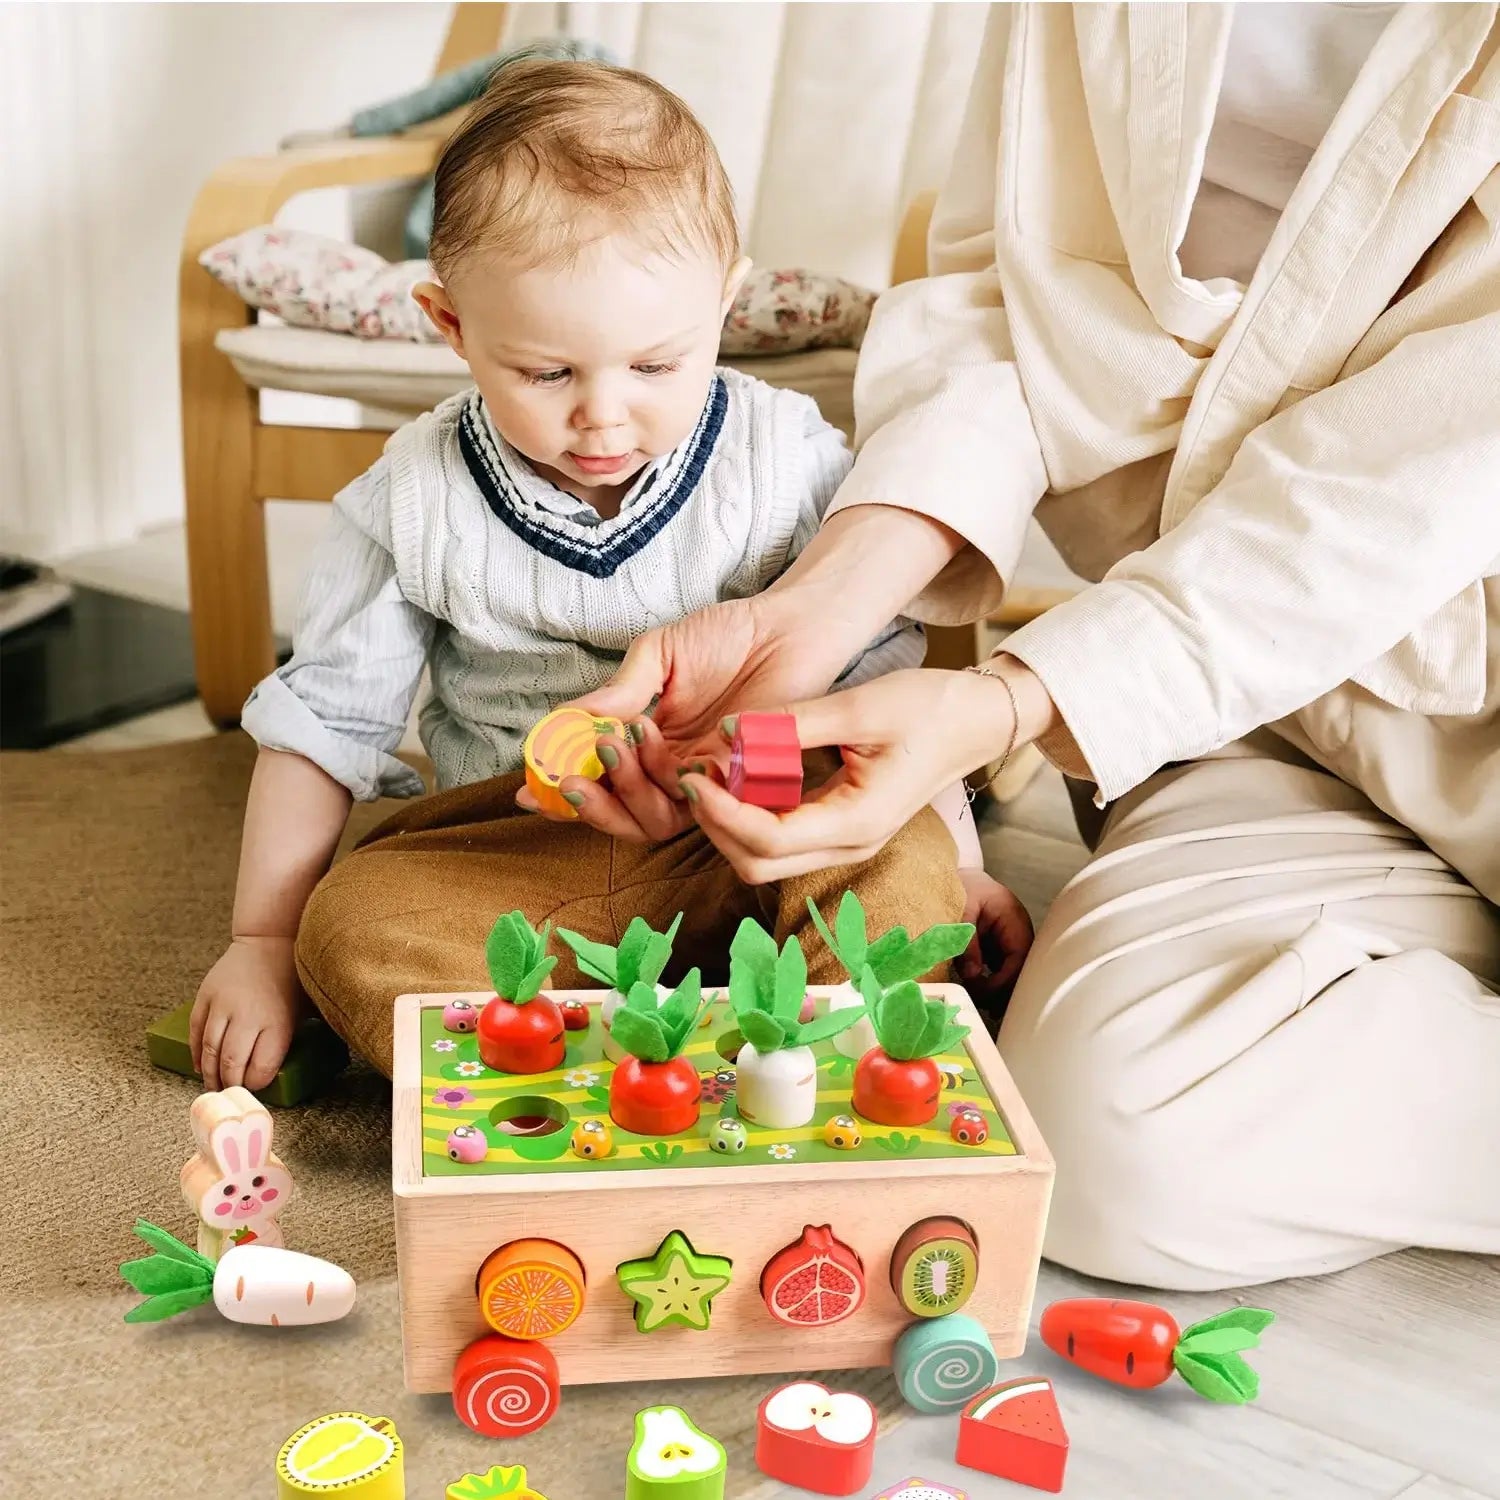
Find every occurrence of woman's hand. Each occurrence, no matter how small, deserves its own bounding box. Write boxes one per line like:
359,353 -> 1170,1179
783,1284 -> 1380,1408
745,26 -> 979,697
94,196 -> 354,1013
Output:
955,868 -> 1034,1003
678,658 -> 1054,882
516,592 -> 866,838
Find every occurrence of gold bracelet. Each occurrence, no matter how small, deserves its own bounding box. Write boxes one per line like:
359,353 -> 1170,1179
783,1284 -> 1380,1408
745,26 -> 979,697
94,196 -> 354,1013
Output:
962,660 -> 1021,800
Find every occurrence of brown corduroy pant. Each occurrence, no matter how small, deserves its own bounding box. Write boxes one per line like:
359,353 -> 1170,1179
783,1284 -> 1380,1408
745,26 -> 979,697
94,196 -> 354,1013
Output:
295,758 -> 964,1077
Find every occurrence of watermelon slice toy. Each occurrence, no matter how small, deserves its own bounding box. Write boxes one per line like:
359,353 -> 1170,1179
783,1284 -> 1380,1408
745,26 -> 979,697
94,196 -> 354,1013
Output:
955,1378 -> 1069,1492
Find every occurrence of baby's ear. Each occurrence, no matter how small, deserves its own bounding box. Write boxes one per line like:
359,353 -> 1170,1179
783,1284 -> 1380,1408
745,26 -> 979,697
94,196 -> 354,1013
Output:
413,281 -> 466,358
721,256 -> 753,315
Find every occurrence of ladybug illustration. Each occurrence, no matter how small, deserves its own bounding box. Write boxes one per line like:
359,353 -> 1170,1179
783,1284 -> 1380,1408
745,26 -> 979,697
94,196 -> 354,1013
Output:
700,1068 -> 737,1104
442,998 -> 479,1033
571,1119 -> 613,1159
708,1118 -> 748,1154
951,1108 -> 989,1146
823,1114 -> 863,1150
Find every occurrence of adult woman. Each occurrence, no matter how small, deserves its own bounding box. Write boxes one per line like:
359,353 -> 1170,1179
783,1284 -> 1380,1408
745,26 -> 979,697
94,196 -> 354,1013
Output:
563,3 -> 1500,1292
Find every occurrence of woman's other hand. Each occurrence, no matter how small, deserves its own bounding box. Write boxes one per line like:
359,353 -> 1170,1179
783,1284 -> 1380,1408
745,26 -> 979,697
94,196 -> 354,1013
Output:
678,658 -> 1054,882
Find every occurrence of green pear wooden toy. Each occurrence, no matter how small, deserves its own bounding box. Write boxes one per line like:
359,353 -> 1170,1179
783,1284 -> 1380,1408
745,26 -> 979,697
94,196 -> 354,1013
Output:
625,1407 -> 726,1500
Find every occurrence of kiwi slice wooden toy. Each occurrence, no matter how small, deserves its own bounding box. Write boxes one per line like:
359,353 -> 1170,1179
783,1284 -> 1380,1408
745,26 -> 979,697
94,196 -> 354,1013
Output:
890,1216 -> 979,1318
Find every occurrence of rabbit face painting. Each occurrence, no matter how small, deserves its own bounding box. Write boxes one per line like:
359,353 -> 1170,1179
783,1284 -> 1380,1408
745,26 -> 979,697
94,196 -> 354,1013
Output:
180,1085 -> 294,1259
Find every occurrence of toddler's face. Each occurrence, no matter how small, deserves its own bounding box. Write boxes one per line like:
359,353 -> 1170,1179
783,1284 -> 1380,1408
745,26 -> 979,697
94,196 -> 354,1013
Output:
419,234 -> 745,507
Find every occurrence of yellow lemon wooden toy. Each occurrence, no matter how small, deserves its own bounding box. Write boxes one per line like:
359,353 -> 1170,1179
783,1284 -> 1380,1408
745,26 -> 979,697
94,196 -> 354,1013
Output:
276,1412 -> 403,1498
823,1114 -> 862,1150
523,708 -> 625,819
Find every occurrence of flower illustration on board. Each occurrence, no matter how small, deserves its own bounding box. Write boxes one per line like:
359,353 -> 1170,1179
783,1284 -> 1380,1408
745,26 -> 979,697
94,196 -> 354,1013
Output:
563,1068 -> 600,1089
768,1143 -> 797,1161
432,1086 -> 475,1109
431,1038 -> 458,1053
454,1060 -> 486,1078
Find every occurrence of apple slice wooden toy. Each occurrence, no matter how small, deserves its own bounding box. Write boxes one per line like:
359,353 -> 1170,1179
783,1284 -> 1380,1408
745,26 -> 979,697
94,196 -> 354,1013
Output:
956,1378 -> 1069,1492
625,1406 -> 726,1500
120,1219 -> 355,1327
755,1381 -> 876,1496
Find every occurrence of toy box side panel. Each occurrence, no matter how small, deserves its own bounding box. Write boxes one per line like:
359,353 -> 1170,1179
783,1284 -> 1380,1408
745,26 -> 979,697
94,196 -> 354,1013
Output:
393,1152 -> 1051,1392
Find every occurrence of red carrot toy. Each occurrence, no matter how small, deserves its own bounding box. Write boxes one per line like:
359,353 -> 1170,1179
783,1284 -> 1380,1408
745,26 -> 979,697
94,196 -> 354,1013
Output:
1040,1298 -> 1275,1404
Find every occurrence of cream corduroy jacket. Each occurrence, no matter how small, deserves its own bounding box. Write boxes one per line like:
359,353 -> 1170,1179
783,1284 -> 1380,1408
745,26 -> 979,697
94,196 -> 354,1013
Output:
835,2 -> 1500,802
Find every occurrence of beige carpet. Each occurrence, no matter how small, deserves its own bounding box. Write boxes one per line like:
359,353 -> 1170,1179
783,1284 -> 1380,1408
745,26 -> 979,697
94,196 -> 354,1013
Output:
1,735 -> 908,1497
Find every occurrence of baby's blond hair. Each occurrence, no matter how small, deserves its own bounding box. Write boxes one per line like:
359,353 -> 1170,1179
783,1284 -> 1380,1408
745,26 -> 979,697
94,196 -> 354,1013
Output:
429,58 -> 741,279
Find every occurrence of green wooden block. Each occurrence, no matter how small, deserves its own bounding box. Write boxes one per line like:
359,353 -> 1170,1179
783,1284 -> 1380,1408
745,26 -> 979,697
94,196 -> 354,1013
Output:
144,1000 -> 349,1108
625,1407 -> 725,1500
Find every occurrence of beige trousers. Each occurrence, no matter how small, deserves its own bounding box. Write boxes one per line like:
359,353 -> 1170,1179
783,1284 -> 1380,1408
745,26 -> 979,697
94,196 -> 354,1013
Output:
998,731 -> 1500,1291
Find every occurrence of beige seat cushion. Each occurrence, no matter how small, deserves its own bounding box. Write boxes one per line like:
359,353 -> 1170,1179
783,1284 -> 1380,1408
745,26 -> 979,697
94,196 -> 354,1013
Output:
215,325 -> 858,437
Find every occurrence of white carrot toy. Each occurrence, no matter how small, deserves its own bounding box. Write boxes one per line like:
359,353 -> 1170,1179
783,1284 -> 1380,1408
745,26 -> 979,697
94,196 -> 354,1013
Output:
180,1085 -> 294,1259
120,1219 -> 356,1326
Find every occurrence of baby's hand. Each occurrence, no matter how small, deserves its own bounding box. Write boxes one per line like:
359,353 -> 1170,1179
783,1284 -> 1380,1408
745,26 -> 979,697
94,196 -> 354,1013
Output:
955,868 -> 1034,1010
190,936 -> 305,1092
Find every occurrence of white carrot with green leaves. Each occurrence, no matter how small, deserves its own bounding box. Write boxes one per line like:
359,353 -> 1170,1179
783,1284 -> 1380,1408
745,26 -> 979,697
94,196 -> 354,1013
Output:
119,1219 -> 356,1327
728,919 -> 866,1129
807,893 -> 975,1059
557,913 -> 683,1062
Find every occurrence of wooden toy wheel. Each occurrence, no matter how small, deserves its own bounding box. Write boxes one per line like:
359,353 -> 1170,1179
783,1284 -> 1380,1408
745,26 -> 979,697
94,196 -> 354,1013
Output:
452,1334 -> 560,1438
476,1238 -> 586,1339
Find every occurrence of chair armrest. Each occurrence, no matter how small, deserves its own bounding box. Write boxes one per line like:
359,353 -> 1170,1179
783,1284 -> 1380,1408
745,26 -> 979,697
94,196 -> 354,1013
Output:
889,190 -> 937,286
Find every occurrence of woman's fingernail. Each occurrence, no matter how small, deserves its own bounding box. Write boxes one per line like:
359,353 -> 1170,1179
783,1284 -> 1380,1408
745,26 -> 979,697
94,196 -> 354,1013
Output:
562,791 -> 586,807
597,744 -> 619,770
720,715 -> 738,740
629,720 -> 647,744
681,780 -> 699,804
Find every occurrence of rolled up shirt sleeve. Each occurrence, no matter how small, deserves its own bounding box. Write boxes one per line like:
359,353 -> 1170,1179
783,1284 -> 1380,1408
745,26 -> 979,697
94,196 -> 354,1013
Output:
826,4 -> 1048,626
1002,303 -> 1500,803
241,457 -> 434,801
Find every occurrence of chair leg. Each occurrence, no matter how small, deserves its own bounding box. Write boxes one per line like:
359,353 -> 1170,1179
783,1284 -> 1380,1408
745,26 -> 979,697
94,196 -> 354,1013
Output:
182,378 -> 274,729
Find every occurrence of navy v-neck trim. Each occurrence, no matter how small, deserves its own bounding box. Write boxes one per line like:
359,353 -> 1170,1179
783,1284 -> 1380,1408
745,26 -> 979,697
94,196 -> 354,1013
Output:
457,378 -> 728,579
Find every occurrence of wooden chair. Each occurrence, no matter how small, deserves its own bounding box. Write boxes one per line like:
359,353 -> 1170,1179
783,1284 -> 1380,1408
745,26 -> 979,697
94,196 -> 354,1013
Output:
180,3 -> 1070,727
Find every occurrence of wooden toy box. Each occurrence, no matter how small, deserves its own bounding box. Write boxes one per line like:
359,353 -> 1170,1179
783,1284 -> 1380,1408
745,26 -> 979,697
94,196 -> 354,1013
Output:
392,986 -> 1054,1394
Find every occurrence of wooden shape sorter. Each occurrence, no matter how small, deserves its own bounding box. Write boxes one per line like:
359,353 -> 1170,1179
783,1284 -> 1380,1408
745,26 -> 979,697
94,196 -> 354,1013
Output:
391,985 -> 1054,1395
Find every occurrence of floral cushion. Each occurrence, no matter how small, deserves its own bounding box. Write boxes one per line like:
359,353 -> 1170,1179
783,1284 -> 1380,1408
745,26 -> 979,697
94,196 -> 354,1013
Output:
199,227 -> 876,355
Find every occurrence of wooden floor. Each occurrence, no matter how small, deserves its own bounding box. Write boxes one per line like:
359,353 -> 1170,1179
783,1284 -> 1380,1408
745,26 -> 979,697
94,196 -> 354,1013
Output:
61,697 -> 1500,1500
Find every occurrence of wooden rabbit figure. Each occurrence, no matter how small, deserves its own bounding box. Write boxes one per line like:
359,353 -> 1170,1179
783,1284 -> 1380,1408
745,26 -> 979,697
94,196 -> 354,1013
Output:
180,1085 -> 293,1259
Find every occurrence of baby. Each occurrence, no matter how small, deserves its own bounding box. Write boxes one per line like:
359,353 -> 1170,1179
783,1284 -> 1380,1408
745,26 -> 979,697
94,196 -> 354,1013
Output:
192,59 -> 1028,1090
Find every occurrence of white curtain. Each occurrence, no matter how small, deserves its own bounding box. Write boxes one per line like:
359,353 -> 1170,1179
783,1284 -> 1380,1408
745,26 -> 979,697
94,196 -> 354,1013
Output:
0,1 -> 984,562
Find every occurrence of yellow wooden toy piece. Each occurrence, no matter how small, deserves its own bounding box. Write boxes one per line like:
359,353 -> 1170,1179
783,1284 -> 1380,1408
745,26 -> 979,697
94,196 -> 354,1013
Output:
571,1119 -> 614,1159
823,1114 -> 863,1150
181,1085 -> 293,1260
446,1463 -> 548,1499
276,1412 -> 403,1498
523,708 -> 625,819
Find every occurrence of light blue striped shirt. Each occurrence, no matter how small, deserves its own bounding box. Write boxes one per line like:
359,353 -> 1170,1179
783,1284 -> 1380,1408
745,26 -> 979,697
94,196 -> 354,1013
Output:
242,370 -> 924,800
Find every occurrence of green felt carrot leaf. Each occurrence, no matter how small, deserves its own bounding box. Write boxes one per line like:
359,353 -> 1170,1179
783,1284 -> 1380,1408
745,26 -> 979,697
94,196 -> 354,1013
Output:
728,919 -> 820,1053
559,913 -> 682,991
791,1006 -> 867,1048
1177,1327 -> 1261,1357
740,1010 -> 787,1054
609,1006 -> 668,1064
1182,1307 -> 1277,1339
1174,1349 -> 1260,1404
811,893 -> 974,986
118,1220 -> 216,1323
860,970 -> 970,1061
485,912 -> 556,1003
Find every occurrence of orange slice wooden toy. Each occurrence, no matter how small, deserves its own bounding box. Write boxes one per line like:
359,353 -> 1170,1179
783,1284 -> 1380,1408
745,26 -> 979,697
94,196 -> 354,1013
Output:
477,1239 -> 586,1340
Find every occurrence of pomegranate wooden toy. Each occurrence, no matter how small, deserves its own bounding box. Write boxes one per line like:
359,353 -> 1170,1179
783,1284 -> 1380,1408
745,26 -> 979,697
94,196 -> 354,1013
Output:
390,905 -> 1054,1434
956,1378 -> 1069,1492
756,1381 -> 876,1496
726,711 -> 803,810
181,1085 -> 293,1259
523,706 -> 625,819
